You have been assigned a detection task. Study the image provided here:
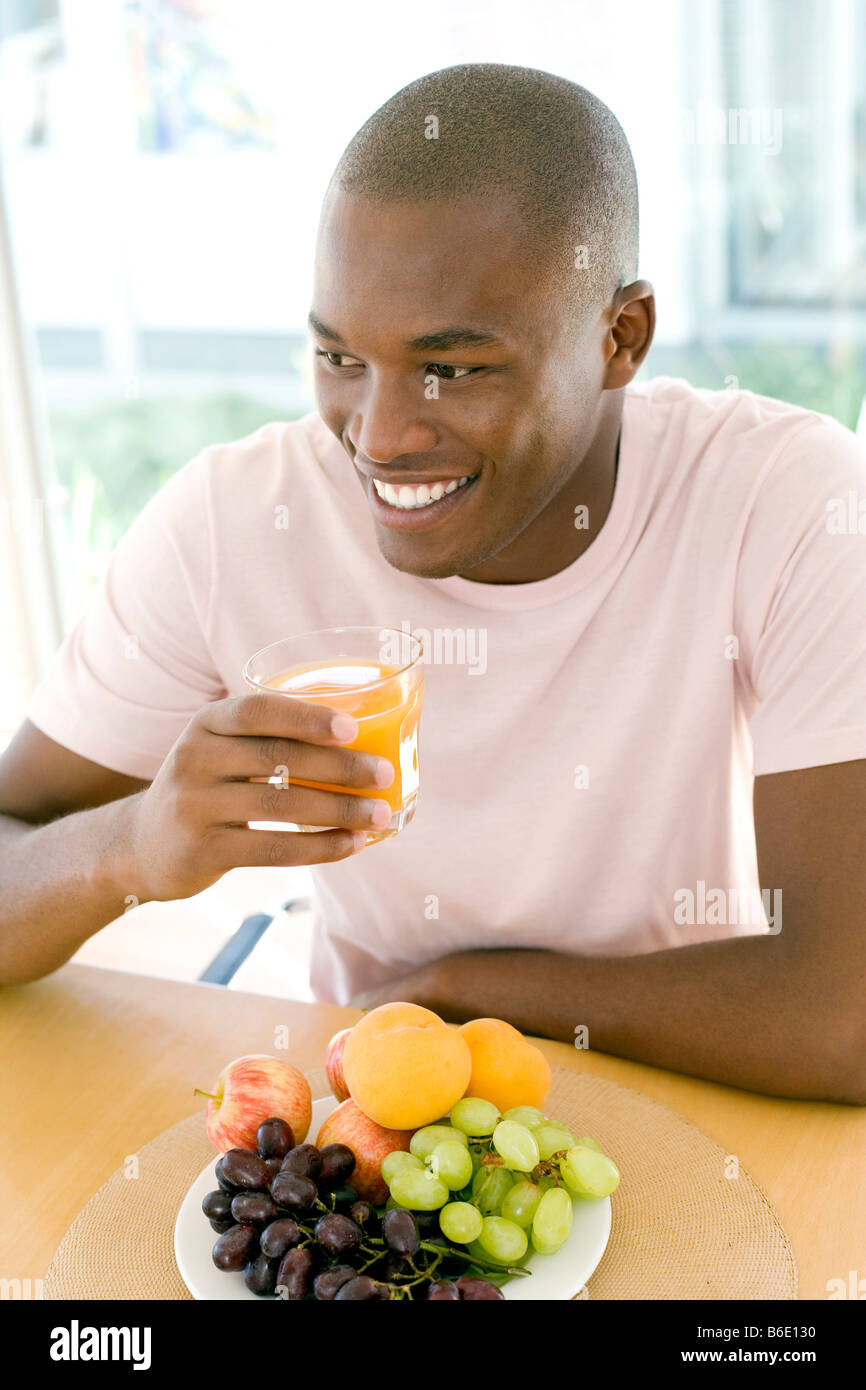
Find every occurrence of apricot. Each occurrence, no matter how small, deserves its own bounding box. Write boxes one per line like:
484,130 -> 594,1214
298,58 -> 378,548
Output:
458,1017 -> 552,1113
342,1002 -> 473,1130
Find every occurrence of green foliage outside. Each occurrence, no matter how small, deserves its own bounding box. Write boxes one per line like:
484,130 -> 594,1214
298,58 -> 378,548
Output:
642,340 -> 865,431
48,392 -> 296,574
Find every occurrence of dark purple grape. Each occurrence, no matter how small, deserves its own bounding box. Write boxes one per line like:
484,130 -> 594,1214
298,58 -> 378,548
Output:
313,1265 -> 357,1301
334,1275 -> 378,1300
230,1191 -> 278,1226
382,1208 -> 419,1256
244,1252 -> 279,1296
427,1281 -> 460,1300
263,1157 -> 283,1181
256,1117 -> 294,1159
219,1149 -> 272,1191
260,1217 -> 301,1259
330,1184 -> 359,1208
382,1254 -> 413,1282
375,1282 -> 392,1300
318,1143 -> 355,1188
271,1171 -> 317,1212
212,1224 -> 259,1272
280,1143 -> 322,1181
456,1275 -> 505,1300
314,1213 -> 362,1258
209,1218 -> 234,1235
202,1189 -> 232,1222
275,1246 -> 314,1300
414,1209 -> 440,1237
215,1156 -> 238,1194
348,1200 -> 376,1233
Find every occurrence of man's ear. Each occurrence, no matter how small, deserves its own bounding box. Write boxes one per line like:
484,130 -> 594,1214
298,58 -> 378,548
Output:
603,280 -> 656,389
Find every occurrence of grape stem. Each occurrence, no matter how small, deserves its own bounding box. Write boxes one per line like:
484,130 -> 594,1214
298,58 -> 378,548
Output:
418,1239 -> 530,1278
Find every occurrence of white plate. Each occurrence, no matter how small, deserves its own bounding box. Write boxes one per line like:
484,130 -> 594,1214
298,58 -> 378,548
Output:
174,1095 -> 612,1301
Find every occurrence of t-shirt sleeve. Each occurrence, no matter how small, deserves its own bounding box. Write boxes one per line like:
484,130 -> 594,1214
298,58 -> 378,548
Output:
735,413 -> 866,776
25,450 -> 226,780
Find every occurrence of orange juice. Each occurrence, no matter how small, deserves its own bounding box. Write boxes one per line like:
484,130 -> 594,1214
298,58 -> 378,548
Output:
264,658 -> 424,831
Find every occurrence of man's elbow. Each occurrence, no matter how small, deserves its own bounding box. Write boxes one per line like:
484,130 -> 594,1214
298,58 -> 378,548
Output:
818,1014 -> 866,1105
0,942 -> 72,988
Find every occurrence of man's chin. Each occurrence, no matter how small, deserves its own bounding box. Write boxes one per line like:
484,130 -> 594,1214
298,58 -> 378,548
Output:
377,543 -> 467,580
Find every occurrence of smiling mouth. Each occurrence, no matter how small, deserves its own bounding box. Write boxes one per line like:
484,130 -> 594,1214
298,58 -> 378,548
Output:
371,474 -> 479,510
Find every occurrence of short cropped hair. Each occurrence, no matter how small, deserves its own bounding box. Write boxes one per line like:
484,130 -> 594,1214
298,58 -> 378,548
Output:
331,63 -> 639,316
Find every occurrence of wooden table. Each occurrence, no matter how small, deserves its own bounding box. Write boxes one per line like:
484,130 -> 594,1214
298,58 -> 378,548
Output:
1,963 -> 863,1299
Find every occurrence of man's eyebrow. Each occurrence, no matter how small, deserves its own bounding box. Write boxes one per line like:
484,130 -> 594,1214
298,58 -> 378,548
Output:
308,311 -> 507,353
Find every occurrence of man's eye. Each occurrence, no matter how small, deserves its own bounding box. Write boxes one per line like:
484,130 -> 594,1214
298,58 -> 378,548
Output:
314,349 -> 479,380
315,349 -> 361,368
427,363 -> 478,380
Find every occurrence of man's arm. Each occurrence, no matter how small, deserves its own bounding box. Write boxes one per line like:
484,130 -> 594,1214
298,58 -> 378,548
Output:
0,703 -> 392,986
355,759 -> 866,1104
0,721 -> 152,982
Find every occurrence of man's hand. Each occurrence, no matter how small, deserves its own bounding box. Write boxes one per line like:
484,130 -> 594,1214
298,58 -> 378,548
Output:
117,691 -> 395,902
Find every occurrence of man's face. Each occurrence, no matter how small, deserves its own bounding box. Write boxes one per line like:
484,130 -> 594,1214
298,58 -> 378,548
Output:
311,189 -> 610,579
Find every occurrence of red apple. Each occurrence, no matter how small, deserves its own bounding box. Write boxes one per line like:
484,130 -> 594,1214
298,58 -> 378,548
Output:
324,1027 -> 352,1103
315,1099 -> 412,1204
196,1054 -> 312,1153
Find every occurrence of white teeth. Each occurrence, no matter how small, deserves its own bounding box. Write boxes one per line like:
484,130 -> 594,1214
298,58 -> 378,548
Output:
372,474 -> 475,510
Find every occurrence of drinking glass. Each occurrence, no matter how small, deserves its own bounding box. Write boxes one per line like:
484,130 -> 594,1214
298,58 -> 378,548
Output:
243,626 -> 424,843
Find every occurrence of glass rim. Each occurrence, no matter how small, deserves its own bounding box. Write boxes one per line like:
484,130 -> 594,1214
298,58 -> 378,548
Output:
243,625 -> 425,696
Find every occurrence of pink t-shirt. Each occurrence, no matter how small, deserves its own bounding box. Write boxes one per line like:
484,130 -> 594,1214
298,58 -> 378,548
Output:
27,377 -> 866,1003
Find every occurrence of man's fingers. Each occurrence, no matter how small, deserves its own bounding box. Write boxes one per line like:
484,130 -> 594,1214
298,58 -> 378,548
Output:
213,825 -> 367,868
202,691 -> 359,745
201,734 -> 394,791
211,779 -> 393,832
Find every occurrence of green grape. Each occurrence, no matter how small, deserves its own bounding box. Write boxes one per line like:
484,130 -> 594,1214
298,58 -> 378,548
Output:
560,1145 -> 620,1198
502,1106 -> 546,1129
471,1163 -> 514,1215
465,1238 -> 510,1269
534,1123 -> 576,1161
409,1124 -> 469,1161
390,1166 -> 450,1210
478,1216 -> 529,1264
429,1140 -> 473,1190
500,1178 -> 543,1228
537,1173 -> 557,1193
492,1120 -> 540,1172
439,1200 -> 484,1244
531,1186 -> 573,1254
449,1097 -> 501,1137
573,1135 -> 604,1153
381,1150 -> 423,1186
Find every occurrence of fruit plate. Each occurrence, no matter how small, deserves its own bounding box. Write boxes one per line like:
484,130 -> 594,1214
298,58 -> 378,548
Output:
174,1096 -> 612,1301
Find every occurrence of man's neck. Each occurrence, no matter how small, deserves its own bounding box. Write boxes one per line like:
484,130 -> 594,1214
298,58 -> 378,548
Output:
458,400 -> 623,584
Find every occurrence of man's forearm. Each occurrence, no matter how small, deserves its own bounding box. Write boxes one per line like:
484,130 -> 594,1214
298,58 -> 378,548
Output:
412,934 -> 864,1104
0,802 -> 141,985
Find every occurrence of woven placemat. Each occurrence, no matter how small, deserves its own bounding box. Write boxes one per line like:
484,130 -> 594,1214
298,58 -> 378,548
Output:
42,1065 -> 796,1300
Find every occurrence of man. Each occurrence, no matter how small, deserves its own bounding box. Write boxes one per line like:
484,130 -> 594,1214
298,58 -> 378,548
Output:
1,65 -> 864,1103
